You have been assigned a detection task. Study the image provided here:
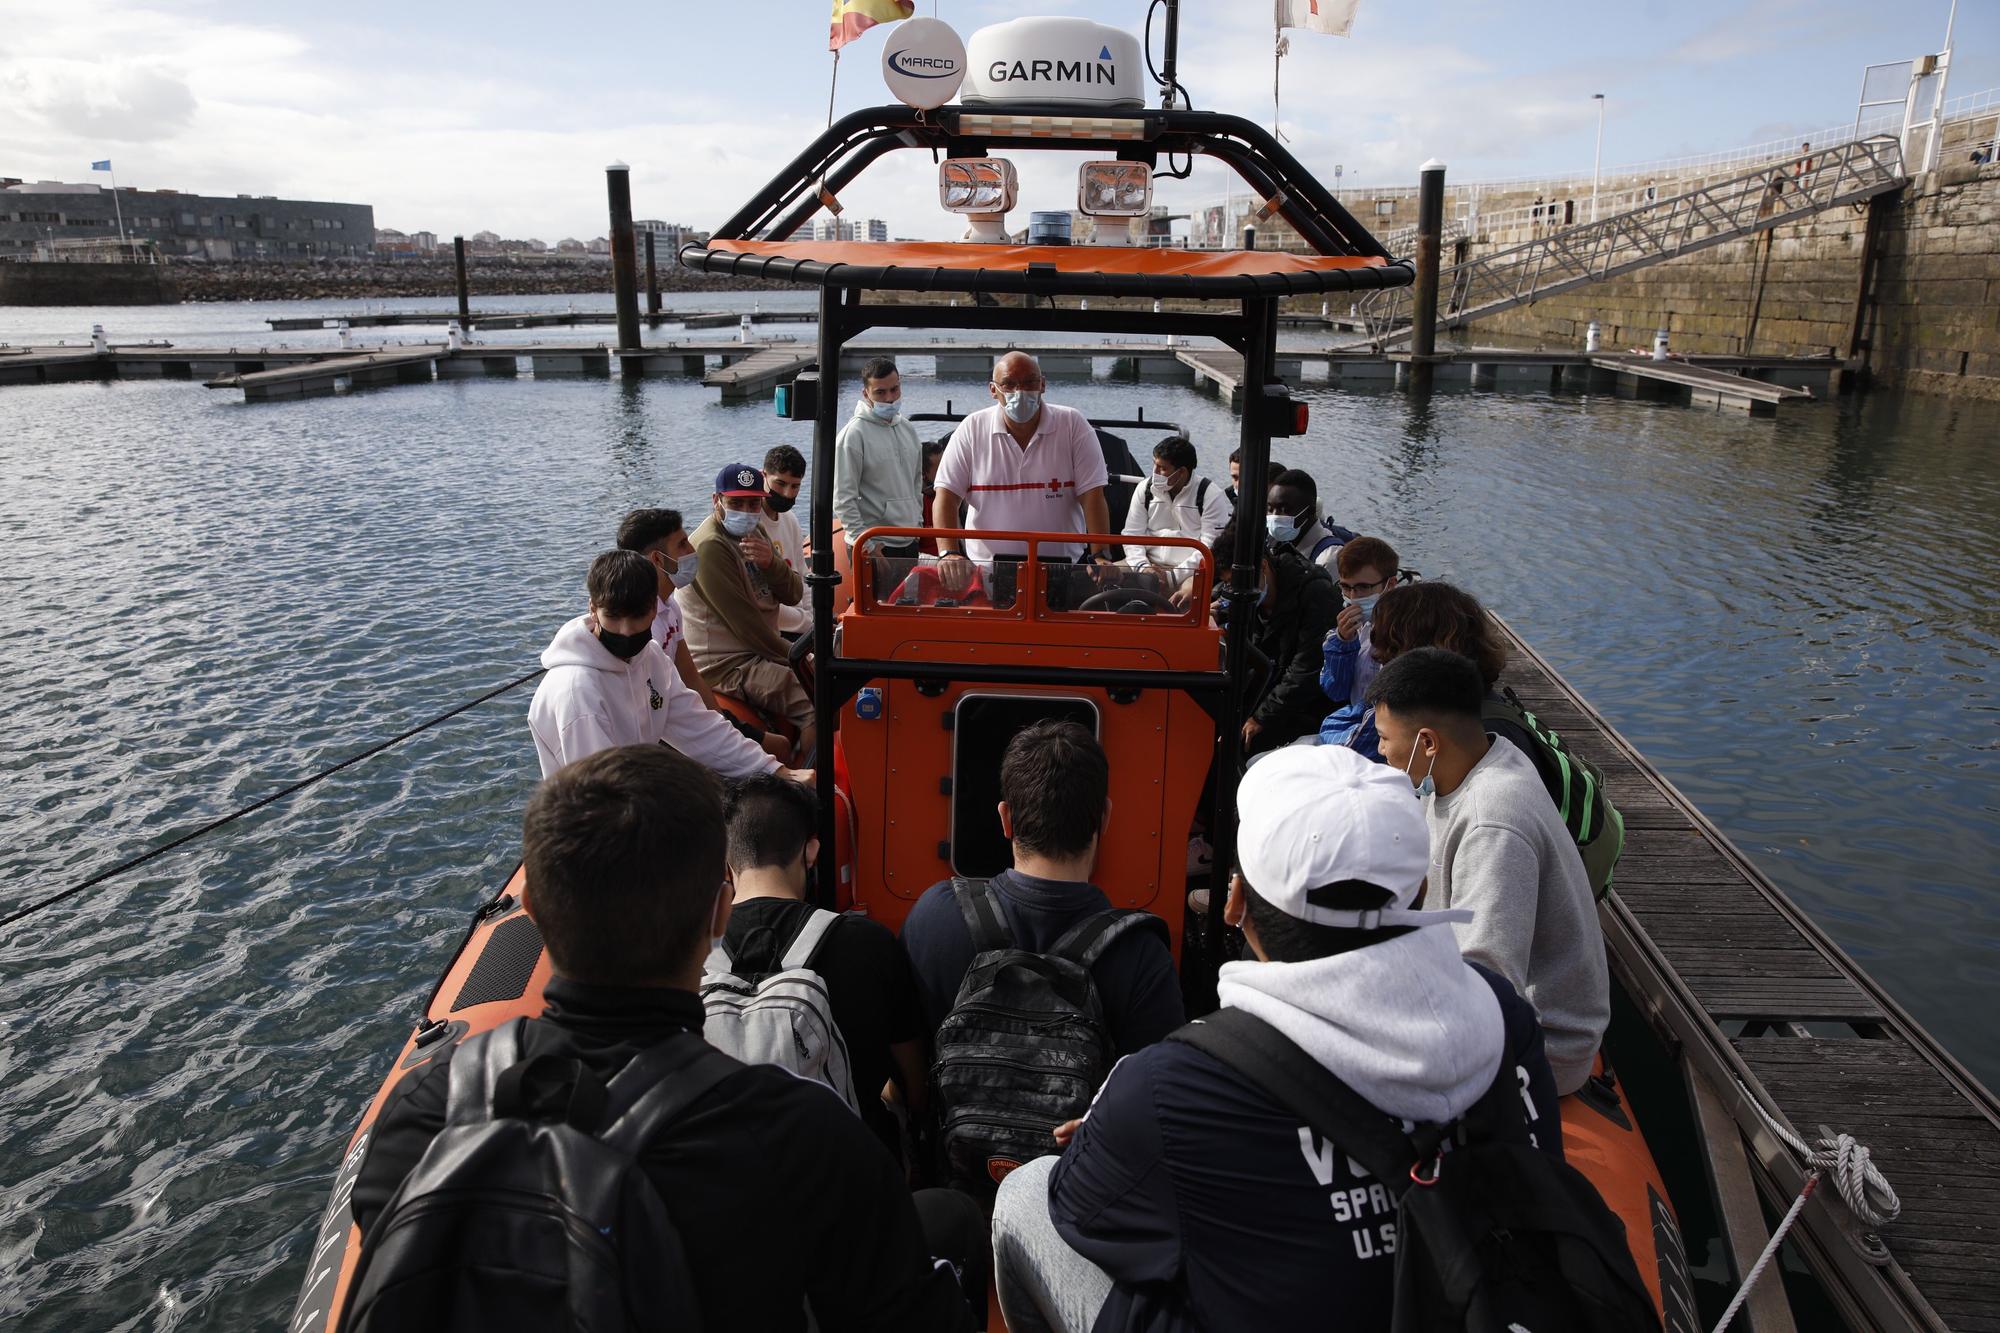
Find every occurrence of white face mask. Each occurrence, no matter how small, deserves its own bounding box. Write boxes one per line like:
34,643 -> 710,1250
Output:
1002,390 -> 1041,423
1148,471 -> 1177,499
664,550 -> 699,589
869,399 -> 899,421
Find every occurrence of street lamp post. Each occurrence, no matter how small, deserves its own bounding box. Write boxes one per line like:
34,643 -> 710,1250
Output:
1334,163 -> 1343,199
1591,93 -> 1606,223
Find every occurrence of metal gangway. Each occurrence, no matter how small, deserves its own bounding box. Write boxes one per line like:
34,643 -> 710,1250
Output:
1349,133 -> 1908,347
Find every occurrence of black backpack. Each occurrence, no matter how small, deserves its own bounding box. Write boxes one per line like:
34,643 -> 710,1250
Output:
341,1021 -> 740,1333
932,877 -> 1170,1194
1484,684 -> 1626,900
1172,1008 -> 1660,1333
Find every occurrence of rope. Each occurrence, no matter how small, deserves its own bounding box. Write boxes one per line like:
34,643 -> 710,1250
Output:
0,666 -> 548,935
1708,1083 -> 1901,1333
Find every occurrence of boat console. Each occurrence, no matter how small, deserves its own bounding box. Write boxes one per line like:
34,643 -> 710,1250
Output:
834,529 -> 1219,954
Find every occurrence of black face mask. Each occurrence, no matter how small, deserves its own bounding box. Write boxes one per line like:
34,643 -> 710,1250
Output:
765,493 -> 797,514
596,625 -> 651,661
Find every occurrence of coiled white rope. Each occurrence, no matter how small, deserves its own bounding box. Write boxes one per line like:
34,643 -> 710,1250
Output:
1709,1083 -> 1902,1333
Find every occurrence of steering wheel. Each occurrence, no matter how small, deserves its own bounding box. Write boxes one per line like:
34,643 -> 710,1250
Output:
788,626 -> 815,696
1077,585 -> 1179,614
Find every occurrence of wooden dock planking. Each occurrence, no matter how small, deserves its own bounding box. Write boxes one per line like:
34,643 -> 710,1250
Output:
701,346 -> 817,400
1589,354 -> 1815,413
1492,618 -> 2000,1331
204,347 -> 445,400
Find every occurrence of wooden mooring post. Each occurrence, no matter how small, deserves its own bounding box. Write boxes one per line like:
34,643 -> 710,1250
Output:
453,236 -> 470,329
1406,159 -> 1446,392
645,232 -> 662,316
605,162 -> 643,358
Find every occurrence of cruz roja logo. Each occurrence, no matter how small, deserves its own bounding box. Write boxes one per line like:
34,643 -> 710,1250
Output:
986,46 -> 1117,85
888,48 -> 960,78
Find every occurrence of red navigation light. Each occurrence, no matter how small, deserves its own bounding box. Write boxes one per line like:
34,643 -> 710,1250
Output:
1259,384 -> 1310,438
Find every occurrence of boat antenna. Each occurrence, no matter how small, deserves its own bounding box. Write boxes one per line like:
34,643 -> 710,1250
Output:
1146,0 -> 1186,109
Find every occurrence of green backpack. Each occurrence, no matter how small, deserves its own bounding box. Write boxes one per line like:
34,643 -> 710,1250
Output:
1483,686 -> 1625,900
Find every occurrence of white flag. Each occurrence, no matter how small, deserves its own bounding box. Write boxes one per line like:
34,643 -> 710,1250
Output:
1276,0 -> 1358,36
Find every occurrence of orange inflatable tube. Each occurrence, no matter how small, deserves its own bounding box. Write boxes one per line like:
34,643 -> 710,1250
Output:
1561,1061 -> 1698,1332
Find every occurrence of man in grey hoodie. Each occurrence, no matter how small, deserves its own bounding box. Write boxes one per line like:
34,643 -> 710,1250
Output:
991,744 -> 1559,1333
831,356 -> 925,596
1370,646 -> 1610,1095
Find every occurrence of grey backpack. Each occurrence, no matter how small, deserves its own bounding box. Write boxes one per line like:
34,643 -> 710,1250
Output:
700,907 -> 859,1114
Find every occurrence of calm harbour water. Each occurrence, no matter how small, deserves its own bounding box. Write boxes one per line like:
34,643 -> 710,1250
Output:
1,292 -> 1996,1328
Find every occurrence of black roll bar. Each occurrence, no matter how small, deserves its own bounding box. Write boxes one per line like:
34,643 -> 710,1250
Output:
701,103 -> 1395,265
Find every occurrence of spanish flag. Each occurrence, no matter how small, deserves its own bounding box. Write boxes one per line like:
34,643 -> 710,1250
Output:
830,0 -> 913,51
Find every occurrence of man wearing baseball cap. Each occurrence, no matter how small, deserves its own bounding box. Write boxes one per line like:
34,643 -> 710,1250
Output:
991,744 -> 1561,1333
677,463 -> 816,763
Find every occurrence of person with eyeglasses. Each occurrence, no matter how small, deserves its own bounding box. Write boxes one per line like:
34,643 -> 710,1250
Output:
1320,536 -> 1404,713
932,350 -> 1112,607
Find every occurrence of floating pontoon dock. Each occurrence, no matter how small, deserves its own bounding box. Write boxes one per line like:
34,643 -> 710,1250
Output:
1494,619 -> 2000,1333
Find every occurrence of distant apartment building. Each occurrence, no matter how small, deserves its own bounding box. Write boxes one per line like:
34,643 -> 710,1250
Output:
0,180 -> 374,260
634,219 -> 706,257
811,216 -> 888,242
378,229 -> 441,255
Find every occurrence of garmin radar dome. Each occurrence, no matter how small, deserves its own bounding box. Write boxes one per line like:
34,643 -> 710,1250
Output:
882,16 -> 966,110
961,16 -> 1145,111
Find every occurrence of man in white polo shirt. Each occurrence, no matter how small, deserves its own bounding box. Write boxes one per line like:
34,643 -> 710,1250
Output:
932,350 -> 1111,605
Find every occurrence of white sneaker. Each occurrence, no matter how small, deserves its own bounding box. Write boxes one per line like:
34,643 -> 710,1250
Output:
1186,833 -> 1214,877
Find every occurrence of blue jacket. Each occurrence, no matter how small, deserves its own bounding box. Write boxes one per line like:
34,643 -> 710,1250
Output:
1318,702 -> 1382,761
1320,629 -> 1361,705
1047,966 -> 1559,1333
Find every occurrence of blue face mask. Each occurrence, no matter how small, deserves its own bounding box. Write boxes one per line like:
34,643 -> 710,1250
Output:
1266,513 -> 1300,544
869,399 -> 899,422
720,509 -> 760,539
1349,593 -> 1382,615
1002,390 -> 1041,423
1406,739 -> 1437,798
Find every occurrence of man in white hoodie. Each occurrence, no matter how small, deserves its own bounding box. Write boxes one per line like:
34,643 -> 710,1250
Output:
831,356 -> 924,597
991,744 -> 1560,1333
528,549 -> 803,784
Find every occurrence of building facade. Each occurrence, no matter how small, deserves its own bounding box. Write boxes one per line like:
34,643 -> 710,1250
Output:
811,216 -> 888,242
0,180 -> 375,260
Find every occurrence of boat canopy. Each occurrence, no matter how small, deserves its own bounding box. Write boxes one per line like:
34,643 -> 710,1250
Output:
687,238 -> 1397,298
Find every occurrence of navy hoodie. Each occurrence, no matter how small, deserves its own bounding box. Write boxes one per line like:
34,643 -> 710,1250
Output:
1048,964 -> 1559,1333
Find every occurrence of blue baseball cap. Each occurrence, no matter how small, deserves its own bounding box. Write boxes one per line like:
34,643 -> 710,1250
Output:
715,464 -> 766,497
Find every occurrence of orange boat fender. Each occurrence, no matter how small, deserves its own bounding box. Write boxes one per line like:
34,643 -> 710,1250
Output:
1560,1062 -> 1699,1332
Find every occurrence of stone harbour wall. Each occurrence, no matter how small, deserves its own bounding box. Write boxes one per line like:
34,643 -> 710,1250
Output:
1470,162 -> 2000,401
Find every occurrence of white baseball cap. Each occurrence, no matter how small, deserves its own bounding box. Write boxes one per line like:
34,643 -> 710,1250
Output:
1236,745 -> 1471,930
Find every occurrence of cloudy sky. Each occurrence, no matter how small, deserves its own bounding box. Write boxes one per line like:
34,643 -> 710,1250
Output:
1,0 -> 1993,242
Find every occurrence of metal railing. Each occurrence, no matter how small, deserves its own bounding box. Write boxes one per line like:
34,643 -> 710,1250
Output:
1239,84 -> 2000,207
1376,216 -> 1468,255
1345,134 -> 1907,346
